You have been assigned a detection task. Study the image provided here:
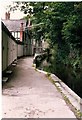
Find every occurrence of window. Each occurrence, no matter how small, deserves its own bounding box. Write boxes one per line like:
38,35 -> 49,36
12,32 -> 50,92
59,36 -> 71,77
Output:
18,32 -> 20,38
12,32 -> 15,37
15,32 -> 18,38
11,31 -> 20,41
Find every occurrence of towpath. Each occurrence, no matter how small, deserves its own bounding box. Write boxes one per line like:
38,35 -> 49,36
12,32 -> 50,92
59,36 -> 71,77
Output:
2,57 -> 77,118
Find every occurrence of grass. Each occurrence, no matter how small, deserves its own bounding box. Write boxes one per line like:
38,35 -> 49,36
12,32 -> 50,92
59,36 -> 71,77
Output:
32,64 -> 36,67
46,72 -> 51,77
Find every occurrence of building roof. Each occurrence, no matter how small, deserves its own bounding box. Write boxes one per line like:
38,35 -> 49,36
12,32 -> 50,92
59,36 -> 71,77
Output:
2,21 -> 17,43
2,21 -> 25,45
2,19 -> 27,32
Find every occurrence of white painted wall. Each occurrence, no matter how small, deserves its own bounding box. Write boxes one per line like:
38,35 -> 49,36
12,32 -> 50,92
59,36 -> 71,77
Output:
17,44 -> 23,57
2,31 -> 8,71
2,30 -> 17,71
8,37 -> 13,66
12,40 -> 17,62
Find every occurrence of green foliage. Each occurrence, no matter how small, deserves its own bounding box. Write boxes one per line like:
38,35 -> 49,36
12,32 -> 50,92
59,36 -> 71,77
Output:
9,2 -> 82,98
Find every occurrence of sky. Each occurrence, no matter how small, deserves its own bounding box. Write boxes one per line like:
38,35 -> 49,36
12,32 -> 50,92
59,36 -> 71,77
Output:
1,0 -> 81,19
0,0 -> 25,19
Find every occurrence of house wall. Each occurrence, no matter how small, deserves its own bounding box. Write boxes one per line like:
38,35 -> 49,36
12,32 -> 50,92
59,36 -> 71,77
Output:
2,22 -> 17,72
2,31 -> 17,72
2,20 -> 36,72
8,36 -> 13,66
8,37 -> 17,66
17,44 -> 23,57
12,40 -> 17,61
2,30 -> 8,71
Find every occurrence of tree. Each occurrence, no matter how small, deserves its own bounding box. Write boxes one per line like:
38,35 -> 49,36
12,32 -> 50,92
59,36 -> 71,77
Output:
8,2 -> 82,98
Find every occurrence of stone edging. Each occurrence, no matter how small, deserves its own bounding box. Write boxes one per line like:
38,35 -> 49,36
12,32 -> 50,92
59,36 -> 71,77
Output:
36,69 -> 82,113
51,74 -> 82,105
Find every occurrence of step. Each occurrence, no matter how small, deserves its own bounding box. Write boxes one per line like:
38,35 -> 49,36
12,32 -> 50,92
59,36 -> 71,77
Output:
2,77 -> 8,82
6,70 -> 12,74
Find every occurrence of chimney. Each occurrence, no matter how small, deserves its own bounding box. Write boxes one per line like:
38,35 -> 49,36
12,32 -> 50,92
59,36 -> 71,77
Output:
5,12 -> 8,20
5,12 -> 10,20
8,12 -> 10,19
20,23 -> 24,41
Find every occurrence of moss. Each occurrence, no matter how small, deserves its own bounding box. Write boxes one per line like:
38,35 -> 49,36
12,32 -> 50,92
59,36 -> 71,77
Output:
46,74 -> 82,120
77,110 -> 82,118
32,64 -> 36,68
46,72 -> 51,77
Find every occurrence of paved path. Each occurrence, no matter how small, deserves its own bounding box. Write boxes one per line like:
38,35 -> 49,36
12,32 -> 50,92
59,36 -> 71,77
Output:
2,57 -> 77,118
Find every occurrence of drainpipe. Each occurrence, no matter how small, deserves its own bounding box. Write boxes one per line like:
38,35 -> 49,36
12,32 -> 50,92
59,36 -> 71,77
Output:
5,12 -> 10,20
20,23 -> 24,41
